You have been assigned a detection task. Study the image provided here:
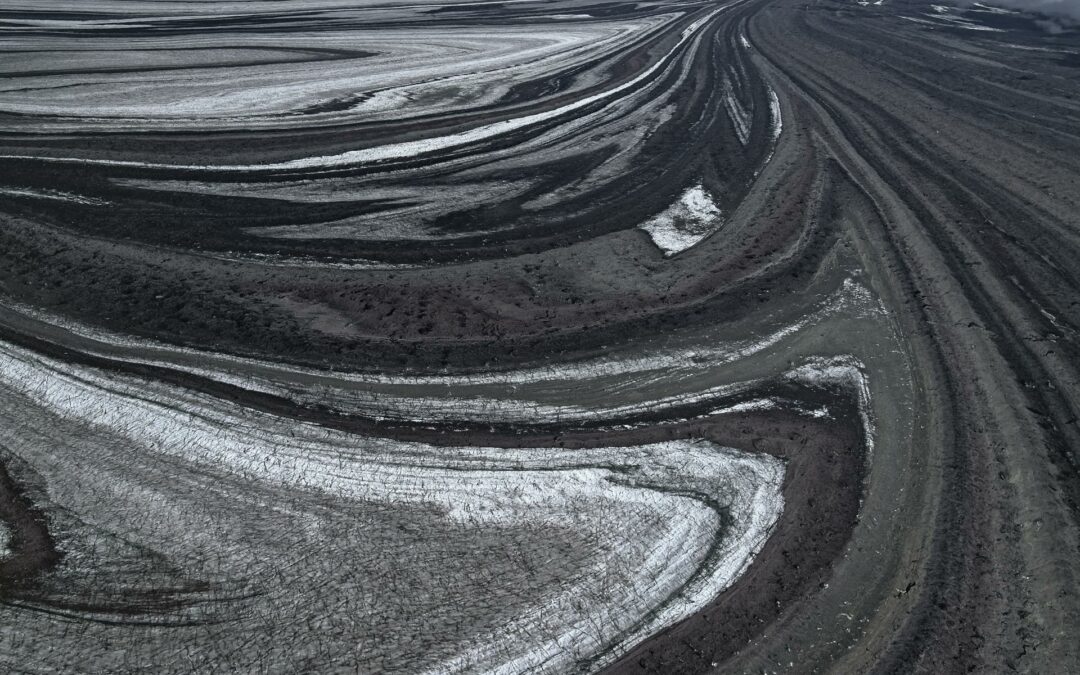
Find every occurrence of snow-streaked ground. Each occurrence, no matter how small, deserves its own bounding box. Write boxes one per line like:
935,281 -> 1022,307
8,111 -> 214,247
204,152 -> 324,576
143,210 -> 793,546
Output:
0,336 -> 784,673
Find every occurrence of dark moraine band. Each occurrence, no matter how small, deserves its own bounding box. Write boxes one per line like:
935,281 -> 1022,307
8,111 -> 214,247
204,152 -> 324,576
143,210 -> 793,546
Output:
0,0 -> 1078,672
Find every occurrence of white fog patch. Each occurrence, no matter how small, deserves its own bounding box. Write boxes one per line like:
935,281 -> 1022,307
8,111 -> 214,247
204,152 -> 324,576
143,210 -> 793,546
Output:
638,184 -> 723,255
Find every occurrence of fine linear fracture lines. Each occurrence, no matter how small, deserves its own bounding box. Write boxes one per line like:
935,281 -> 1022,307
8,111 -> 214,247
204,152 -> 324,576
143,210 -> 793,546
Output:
1,0 -> 1078,672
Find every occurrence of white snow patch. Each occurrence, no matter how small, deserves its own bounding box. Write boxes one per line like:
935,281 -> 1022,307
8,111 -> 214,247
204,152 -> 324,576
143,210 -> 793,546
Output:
0,339 -> 783,675
0,276 -> 882,394
0,522 -> 11,559
425,445 -> 784,675
953,22 -> 1006,31
0,187 -> 109,206
768,87 -> 783,141
638,184 -> 722,255
972,2 -> 1020,14
711,398 -> 779,415
931,13 -> 1007,30
0,5 -> 741,173
787,355 -> 876,454
202,251 -> 422,270
722,77 -> 752,145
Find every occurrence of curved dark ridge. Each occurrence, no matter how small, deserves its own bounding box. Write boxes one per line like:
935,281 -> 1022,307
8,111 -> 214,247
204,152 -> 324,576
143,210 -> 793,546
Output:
746,0 -> 1080,670
2,0 -> 1078,670
608,392 -> 866,672
0,317 -> 847,445
0,137 -> 821,372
